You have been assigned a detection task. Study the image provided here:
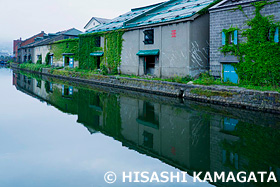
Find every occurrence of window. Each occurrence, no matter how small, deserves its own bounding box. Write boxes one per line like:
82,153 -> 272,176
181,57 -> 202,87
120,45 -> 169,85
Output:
222,150 -> 239,170
66,43 -> 69,48
94,36 -> 101,47
144,29 -> 154,44
138,101 -> 159,126
275,27 -> 279,43
228,32 -> 233,44
222,30 -> 238,45
143,131 -> 153,149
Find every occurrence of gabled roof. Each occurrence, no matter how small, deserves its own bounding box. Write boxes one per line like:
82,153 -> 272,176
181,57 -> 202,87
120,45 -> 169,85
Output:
209,0 -> 254,11
125,0 -> 215,28
86,0 -> 216,33
86,2 -> 164,33
20,28 -> 82,49
84,17 -> 111,29
55,28 -> 83,36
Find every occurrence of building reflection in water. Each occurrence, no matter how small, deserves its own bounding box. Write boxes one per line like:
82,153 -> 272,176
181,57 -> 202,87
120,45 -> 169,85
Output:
13,72 -> 280,187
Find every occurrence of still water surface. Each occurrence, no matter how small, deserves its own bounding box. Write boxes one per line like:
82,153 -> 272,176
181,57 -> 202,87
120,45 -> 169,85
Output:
0,67 -> 280,187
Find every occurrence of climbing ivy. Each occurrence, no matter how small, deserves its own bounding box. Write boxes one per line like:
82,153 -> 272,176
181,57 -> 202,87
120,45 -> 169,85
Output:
50,38 -> 79,62
103,30 -> 124,74
45,52 -> 50,65
79,30 -> 124,74
36,55 -> 42,64
79,33 -> 103,70
220,26 -> 240,55
221,0 -> 280,86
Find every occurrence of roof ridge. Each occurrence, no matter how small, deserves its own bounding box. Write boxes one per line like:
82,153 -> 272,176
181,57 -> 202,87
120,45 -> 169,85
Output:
124,0 -> 170,26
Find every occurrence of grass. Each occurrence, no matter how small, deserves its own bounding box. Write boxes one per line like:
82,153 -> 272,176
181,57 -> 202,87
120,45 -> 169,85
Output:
190,88 -> 235,97
20,63 -> 51,72
193,72 -> 280,93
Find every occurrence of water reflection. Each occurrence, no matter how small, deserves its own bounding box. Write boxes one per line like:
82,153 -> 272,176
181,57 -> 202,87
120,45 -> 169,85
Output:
13,71 -> 280,186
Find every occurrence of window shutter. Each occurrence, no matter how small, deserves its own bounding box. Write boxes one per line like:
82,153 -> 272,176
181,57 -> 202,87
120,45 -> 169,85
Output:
275,27 -> 279,43
234,30 -> 238,45
62,85 -> 64,96
222,32 -> 226,45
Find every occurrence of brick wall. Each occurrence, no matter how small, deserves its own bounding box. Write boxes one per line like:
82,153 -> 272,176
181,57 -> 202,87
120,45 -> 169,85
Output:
20,31 -> 45,47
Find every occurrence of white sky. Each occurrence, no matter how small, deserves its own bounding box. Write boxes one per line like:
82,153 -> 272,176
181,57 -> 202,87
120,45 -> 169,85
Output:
0,0 -> 164,52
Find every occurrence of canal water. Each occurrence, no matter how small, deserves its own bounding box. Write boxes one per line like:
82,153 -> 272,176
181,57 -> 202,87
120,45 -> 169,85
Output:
0,67 -> 280,187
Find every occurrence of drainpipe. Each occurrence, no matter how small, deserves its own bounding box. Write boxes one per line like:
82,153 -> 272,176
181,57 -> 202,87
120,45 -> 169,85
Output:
159,26 -> 162,78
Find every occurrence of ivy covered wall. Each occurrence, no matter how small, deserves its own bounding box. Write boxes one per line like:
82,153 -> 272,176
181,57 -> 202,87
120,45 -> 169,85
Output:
79,33 -> 103,70
78,30 -> 124,74
220,1 -> 280,86
50,38 -> 79,62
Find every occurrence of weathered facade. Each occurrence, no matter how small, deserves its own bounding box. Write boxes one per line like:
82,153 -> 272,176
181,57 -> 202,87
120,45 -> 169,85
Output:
14,31 -> 45,62
85,0 -> 216,78
17,28 -> 82,66
209,0 -> 280,82
121,15 -> 210,78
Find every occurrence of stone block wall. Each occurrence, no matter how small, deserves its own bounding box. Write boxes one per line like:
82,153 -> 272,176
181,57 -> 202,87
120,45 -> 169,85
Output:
209,0 -> 280,78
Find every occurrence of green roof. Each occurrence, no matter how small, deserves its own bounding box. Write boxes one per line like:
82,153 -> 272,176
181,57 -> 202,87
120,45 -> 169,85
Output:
90,52 -> 104,56
136,49 -> 160,56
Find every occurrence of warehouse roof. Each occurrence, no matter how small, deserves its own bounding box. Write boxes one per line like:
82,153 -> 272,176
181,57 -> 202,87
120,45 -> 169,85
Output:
87,0 -> 215,33
86,2 -> 164,33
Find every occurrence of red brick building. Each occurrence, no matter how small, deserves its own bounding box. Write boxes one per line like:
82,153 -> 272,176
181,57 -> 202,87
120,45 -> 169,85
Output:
13,31 -> 45,60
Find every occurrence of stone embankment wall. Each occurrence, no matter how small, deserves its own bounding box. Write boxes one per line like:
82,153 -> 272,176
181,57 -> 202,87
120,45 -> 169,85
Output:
11,63 -> 280,114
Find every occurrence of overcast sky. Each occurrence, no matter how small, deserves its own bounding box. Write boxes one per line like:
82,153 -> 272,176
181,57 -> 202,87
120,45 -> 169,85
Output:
0,0 -> 163,52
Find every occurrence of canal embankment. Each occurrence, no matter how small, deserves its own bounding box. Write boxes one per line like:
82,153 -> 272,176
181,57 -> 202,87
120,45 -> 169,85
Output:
11,63 -> 280,114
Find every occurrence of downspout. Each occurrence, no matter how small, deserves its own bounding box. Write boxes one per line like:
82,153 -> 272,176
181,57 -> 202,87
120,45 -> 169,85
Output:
160,25 -> 162,78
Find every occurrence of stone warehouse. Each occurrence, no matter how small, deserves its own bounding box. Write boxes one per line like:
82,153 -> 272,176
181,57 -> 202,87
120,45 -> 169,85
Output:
209,0 -> 280,83
84,0 -> 217,78
17,28 -> 82,66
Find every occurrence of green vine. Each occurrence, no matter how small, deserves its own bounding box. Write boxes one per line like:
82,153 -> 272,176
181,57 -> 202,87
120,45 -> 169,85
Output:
79,33 -> 103,70
36,55 -> 42,64
103,30 -> 124,74
45,52 -> 50,65
50,38 -> 79,62
220,26 -> 239,55
78,30 -> 124,74
231,5 -> 248,18
220,0 -> 280,86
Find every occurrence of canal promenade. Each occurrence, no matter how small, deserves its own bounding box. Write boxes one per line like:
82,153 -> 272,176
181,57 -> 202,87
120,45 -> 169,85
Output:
11,63 -> 280,114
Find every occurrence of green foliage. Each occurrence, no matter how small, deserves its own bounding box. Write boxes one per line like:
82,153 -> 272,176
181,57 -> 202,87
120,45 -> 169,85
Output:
100,63 -> 108,75
20,63 -> 50,72
50,38 -> 79,62
193,72 -> 280,92
193,72 -> 235,85
79,33 -> 103,70
79,30 -> 124,74
221,1 -> 280,86
45,52 -> 50,65
103,30 -> 124,74
36,55 -> 42,64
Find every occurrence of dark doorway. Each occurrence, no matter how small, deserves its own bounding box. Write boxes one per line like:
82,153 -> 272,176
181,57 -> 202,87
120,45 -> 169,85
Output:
65,57 -> 70,66
96,57 -> 101,69
145,56 -> 155,75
